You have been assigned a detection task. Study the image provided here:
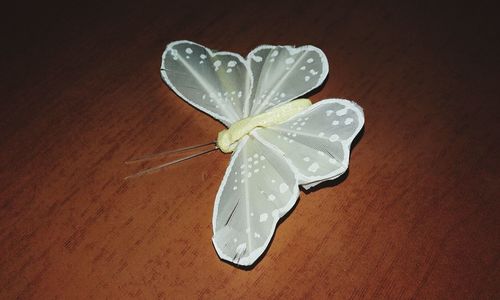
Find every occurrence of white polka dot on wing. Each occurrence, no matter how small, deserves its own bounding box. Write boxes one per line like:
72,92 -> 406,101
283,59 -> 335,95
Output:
259,213 -> 268,222
336,108 -> 347,116
253,55 -> 263,62
308,162 -> 319,173
329,134 -> 339,142
279,183 -> 289,194
213,60 -> 221,71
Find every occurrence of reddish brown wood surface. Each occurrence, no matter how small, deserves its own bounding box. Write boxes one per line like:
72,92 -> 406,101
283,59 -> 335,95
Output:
1,1 -> 499,299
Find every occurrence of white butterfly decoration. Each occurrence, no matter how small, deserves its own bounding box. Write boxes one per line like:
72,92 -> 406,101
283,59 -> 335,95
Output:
160,40 -> 364,266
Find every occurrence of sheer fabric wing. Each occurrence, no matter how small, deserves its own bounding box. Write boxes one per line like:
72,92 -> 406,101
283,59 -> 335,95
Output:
256,99 -> 364,189
246,45 -> 328,117
212,135 -> 299,266
161,40 -> 252,126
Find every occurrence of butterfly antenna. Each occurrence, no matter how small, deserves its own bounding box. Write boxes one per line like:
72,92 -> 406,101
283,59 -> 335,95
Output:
124,146 -> 218,180
125,141 -> 216,164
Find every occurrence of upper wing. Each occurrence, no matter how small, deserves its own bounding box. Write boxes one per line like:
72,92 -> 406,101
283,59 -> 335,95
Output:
255,99 -> 364,189
246,45 -> 328,117
161,40 -> 252,127
161,41 -> 329,125
212,135 -> 299,266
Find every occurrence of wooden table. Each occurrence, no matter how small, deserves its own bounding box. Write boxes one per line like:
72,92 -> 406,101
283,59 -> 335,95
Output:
1,1 -> 498,298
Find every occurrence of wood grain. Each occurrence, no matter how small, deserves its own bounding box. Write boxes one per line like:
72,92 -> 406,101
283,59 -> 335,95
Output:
1,0 -> 498,298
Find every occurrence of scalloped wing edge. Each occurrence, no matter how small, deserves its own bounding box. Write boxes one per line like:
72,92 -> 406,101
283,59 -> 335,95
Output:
247,44 -> 330,115
255,98 -> 365,187
211,136 -> 300,266
160,40 -> 252,126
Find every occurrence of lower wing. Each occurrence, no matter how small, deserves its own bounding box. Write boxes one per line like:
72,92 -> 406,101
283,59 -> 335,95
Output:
212,135 -> 299,266
212,99 -> 364,266
255,98 -> 364,189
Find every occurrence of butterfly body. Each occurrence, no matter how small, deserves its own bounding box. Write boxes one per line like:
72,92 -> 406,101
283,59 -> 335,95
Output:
217,98 -> 312,153
161,40 -> 364,266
